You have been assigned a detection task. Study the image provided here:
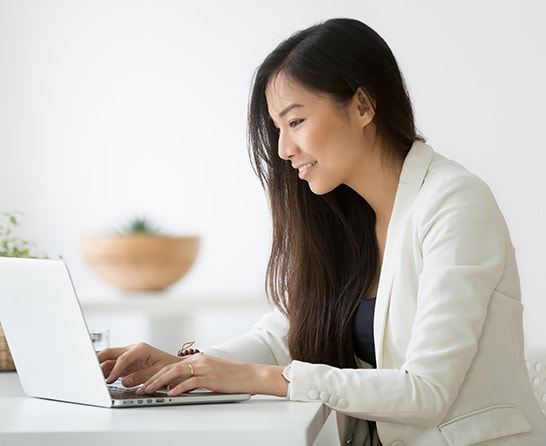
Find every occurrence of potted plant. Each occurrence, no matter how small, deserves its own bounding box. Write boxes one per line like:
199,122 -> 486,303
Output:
80,217 -> 200,292
0,211 -> 49,259
0,211 -> 49,371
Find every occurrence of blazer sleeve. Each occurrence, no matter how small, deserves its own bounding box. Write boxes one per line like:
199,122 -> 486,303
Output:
200,307 -> 292,366
289,168 -> 513,426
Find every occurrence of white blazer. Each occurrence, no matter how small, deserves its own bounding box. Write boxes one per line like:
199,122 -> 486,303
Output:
203,142 -> 546,445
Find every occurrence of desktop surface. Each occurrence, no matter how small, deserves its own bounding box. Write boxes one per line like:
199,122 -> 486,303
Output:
0,372 -> 330,446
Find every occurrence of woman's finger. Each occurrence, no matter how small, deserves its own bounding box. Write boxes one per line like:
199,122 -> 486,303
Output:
97,346 -> 132,363
166,380 -> 195,396
105,343 -> 152,383
120,363 -> 171,388
99,359 -> 117,378
139,362 -> 193,394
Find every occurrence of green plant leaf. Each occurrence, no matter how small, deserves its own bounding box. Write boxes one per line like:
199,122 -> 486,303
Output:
0,211 -> 49,259
116,216 -> 164,235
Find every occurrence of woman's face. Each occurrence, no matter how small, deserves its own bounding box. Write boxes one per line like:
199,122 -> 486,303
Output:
265,73 -> 375,195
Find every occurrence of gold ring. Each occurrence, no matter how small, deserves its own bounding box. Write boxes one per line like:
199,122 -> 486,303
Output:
187,363 -> 195,378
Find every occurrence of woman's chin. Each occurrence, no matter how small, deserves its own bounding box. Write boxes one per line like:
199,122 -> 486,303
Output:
307,181 -> 335,196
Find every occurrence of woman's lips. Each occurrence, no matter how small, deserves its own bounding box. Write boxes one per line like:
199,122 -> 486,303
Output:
297,161 -> 317,179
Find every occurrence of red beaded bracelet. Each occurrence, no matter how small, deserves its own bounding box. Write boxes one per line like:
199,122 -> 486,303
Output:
177,341 -> 201,357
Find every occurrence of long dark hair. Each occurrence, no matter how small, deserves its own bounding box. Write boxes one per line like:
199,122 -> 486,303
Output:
248,18 -> 420,368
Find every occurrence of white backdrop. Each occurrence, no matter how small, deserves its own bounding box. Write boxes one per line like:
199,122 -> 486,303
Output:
1,0 -> 545,348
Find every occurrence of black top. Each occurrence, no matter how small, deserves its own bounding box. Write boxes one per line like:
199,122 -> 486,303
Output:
352,297 -> 376,368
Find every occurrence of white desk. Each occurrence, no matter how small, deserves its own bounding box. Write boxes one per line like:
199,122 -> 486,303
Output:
0,372 -> 331,446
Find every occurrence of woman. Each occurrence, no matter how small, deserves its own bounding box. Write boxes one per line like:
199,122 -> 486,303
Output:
98,18 -> 546,445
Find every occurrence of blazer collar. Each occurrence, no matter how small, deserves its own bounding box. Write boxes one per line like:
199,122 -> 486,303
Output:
374,141 -> 434,367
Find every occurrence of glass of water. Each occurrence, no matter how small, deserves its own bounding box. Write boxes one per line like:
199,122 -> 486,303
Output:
90,329 -> 110,352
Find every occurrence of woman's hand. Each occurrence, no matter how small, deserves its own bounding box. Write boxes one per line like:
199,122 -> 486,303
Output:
136,354 -> 289,398
97,342 -> 180,388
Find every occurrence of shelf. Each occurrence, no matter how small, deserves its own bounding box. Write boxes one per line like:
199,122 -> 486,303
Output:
79,292 -> 271,316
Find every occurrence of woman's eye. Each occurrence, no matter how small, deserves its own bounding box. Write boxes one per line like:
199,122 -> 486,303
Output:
289,119 -> 303,128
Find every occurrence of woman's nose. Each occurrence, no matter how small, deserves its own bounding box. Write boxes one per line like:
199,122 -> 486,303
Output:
277,131 -> 298,161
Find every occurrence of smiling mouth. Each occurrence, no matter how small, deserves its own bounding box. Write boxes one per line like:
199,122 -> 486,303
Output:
298,161 -> 317,173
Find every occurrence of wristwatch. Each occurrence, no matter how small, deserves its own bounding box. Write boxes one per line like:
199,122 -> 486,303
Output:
282,364 -> 292,399
282,364 -> 292,382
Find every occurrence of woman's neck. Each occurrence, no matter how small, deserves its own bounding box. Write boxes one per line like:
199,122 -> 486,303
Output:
349,149 -> 403,226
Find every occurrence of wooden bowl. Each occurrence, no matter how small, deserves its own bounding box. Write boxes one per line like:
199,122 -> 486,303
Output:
80,235 -> 200,291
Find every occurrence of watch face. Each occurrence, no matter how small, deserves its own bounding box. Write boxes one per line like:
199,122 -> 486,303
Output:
282,364 -> 292,383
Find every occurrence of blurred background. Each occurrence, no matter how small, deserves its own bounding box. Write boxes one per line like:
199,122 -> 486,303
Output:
1,0 -> 545,350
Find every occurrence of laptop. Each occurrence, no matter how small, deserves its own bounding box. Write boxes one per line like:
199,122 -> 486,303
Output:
0,257 -> 250,408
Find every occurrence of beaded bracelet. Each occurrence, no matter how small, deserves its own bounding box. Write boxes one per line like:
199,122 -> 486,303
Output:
177,340 -> 201,357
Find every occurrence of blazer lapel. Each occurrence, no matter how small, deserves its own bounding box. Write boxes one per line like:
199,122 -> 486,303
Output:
374,141 -> 433,368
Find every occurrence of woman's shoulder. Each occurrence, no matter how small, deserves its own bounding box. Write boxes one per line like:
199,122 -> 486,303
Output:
410,142 -> 494,201
404,142 -> 504,229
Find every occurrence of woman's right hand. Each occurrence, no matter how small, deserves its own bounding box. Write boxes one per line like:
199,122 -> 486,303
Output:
97,342 -> 180,388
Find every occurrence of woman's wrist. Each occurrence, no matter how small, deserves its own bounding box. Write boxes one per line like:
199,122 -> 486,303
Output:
252,364 -> 289,397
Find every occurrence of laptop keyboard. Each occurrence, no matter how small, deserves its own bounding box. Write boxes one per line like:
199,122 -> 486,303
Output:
108,385 -> 166,400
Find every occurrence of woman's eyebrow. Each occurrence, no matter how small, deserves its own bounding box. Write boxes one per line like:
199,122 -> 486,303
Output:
278,103 -> 303,118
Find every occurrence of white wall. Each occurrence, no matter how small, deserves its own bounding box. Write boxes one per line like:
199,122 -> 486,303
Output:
1,0 -> 545,348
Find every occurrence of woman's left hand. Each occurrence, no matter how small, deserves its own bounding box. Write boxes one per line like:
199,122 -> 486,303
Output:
136,354 -> 288,397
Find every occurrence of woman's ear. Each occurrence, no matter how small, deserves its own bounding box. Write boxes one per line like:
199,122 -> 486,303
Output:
353,87 -> 376,127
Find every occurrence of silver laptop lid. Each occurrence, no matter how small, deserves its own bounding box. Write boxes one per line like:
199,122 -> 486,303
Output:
0,257 -> 112,407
